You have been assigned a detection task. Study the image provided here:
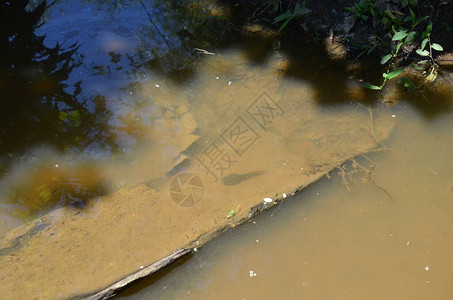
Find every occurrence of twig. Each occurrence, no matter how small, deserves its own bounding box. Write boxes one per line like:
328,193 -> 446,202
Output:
351,158 -> 392,199
138,0 -> 185,67
194,48 -> 215,55
360,153 -> 378,166
356,103 -> 387,149
370,177 -> 393,199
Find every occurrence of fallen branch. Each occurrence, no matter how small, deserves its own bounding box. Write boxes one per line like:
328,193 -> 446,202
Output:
194,48 -> 215,55
85,248 -> 192,300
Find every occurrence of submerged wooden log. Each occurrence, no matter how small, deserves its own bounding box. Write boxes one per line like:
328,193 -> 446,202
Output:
85,248 -> 191,300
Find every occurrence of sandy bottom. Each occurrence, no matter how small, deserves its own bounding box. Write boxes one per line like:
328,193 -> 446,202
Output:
0,51 -> 394,299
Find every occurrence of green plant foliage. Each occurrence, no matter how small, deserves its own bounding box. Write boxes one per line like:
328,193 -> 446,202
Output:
362,82 -> 382,90
273,1 -> 311,31
384,68 -> 405,80
398,77 -> 416,91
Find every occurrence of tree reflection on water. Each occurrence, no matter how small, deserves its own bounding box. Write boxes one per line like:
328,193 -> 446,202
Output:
0,0 -> 109,169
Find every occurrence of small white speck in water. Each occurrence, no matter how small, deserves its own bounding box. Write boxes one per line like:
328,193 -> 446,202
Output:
155,84 -> 160,88
425,266 -> 430,271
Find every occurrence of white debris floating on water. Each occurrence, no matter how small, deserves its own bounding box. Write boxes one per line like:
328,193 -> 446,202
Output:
425,266 -> 430,271
263,198 -> 273,203
283,193 -> 287,198
249,270 -> 257,277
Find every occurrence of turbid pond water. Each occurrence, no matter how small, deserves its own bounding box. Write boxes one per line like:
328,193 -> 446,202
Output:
1,1 -> 452,299
119,101 -> 453,299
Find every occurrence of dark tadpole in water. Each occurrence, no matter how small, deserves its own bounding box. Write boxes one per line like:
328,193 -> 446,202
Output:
221,170 -> 266,186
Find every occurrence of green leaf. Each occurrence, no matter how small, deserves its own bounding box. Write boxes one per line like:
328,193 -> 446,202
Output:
395,42 -> 403,54
402,0 -> 408,7
409,8 -> 415,24
386,68 -> 405,80
411,60 -> 428,70
381,54 -> 392,64
362,82 -> 382,90
398,77 -> 415,91
426,22 -> 433,35
416,49 -> 429,56
367,45 -> 377,55
431,43 -> 443,51
384,9 -> 397,21
392,30 -> 408,41
405,31 -> 416,43
278,17 -> 293,31
421,38 -> 428,50
294,3 -> 311,16
226,209 -> 235,218
273,10 -> 292,23
271,0 -> 279,13
415,15 -> 429,26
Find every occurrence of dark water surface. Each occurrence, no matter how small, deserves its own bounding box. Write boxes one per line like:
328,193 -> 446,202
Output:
1,0 -> 231,232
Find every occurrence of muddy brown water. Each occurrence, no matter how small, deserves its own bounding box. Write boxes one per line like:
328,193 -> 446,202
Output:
1,1 -> 452,299
0,47 -> 395,299
119,102 -> 453,299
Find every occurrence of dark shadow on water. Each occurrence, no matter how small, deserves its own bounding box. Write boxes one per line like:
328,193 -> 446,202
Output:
135,0 -> 452,120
